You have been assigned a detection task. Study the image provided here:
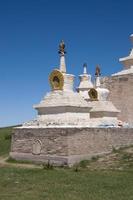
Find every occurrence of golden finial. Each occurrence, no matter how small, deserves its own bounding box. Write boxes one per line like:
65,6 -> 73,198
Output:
58,40 -> 66,55
95,65 -> 101,76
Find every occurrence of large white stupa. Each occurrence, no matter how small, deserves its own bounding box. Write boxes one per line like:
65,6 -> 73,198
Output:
22,41 -> 120,128
23,41 -> 92,127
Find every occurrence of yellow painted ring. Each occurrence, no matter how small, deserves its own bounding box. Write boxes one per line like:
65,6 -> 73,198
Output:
88,88 -> 98,101
49,69 -> 64,90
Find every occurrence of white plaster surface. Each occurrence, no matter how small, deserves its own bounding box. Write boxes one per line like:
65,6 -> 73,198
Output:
78,74 -> 93,89
79,90 -> 90,100
25,89 -> 93,127
21,116 -> 120,128
96,87 -> 110,101
112,66 -> 133,76
34,90 -> 90,108
95,76 -> 101,87
88,101 -> 119,112
95,76 -> 110,101
23,112 -> 91,127
63,73 -> 75,91
77,70 -> 93,100
60,54 -> 66,73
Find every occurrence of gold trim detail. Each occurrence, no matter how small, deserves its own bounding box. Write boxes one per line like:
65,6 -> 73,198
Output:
49,69 -> 64,90
88,88 -> 98,101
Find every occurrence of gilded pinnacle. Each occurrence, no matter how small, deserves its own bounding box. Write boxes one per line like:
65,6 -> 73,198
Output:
58,40 -> 66,55
95,65 -> 101,76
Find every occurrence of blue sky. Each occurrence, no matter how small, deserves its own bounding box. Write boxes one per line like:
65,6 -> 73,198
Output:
0,0 -> 133,127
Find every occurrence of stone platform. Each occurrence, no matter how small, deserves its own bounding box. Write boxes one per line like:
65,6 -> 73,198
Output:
10,127 -> 133,166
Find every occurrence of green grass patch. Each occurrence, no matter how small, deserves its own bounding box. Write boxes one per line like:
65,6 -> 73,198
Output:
77,156 -> 99,169
0,127 -> 13,157
78,159 -> 90,168
0,166 -> 133,200
121,153 -> 132,161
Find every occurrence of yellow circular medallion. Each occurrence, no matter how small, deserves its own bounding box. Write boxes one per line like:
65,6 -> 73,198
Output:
88,88 -> 98,101
49,69 -> 64,90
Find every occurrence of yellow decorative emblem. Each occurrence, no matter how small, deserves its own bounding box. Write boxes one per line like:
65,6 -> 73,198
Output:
49,69 -> 64,90
88,88 -> 98,101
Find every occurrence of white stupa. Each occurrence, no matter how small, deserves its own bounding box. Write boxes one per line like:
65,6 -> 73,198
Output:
77,63 -> 93,99
23,41 -> 92,127
22,41 -> 120,128
112,34 -> 133,76
76,65 -> 120,127
88,69 -> 120,127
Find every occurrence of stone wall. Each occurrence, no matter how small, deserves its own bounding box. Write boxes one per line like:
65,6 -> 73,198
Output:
11,128 -> 69,156
101,74 -> 133,125
10,127 -> 133,166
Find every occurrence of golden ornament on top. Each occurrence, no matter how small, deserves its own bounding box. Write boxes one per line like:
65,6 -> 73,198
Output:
49,69 -> 64,90
88,88 -> 98,101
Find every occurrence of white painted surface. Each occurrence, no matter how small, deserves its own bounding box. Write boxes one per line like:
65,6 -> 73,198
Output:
63,74 -> 75,91
34,90 -> 90,108
96,87 -> 110,101
77,66 -> 93,99
112,66 -> 133,76
88,101 -> 120,112
95,76 -> 101,88
60,54 -> 66,73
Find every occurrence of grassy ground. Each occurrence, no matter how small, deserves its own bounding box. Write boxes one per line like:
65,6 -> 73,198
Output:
0,127 -> 12,157
0,127 -> 133,200
77,146 -> 133,171
0,167 -> 133,200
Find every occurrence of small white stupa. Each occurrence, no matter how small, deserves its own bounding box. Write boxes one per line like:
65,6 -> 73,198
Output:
77,63 -> 93,99
112,34 -> 133,76
87,66 -> 120,127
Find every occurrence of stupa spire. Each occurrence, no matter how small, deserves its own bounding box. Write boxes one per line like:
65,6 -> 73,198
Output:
130,34 -> 133,44
95,65 -> 101,88
58,40 -> 66,73
83,63 -> 87,74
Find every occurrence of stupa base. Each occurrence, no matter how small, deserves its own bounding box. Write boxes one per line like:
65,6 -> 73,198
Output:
10,127 -> 133,166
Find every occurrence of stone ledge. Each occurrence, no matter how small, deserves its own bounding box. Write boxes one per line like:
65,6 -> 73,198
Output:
10,151 -> 110,166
